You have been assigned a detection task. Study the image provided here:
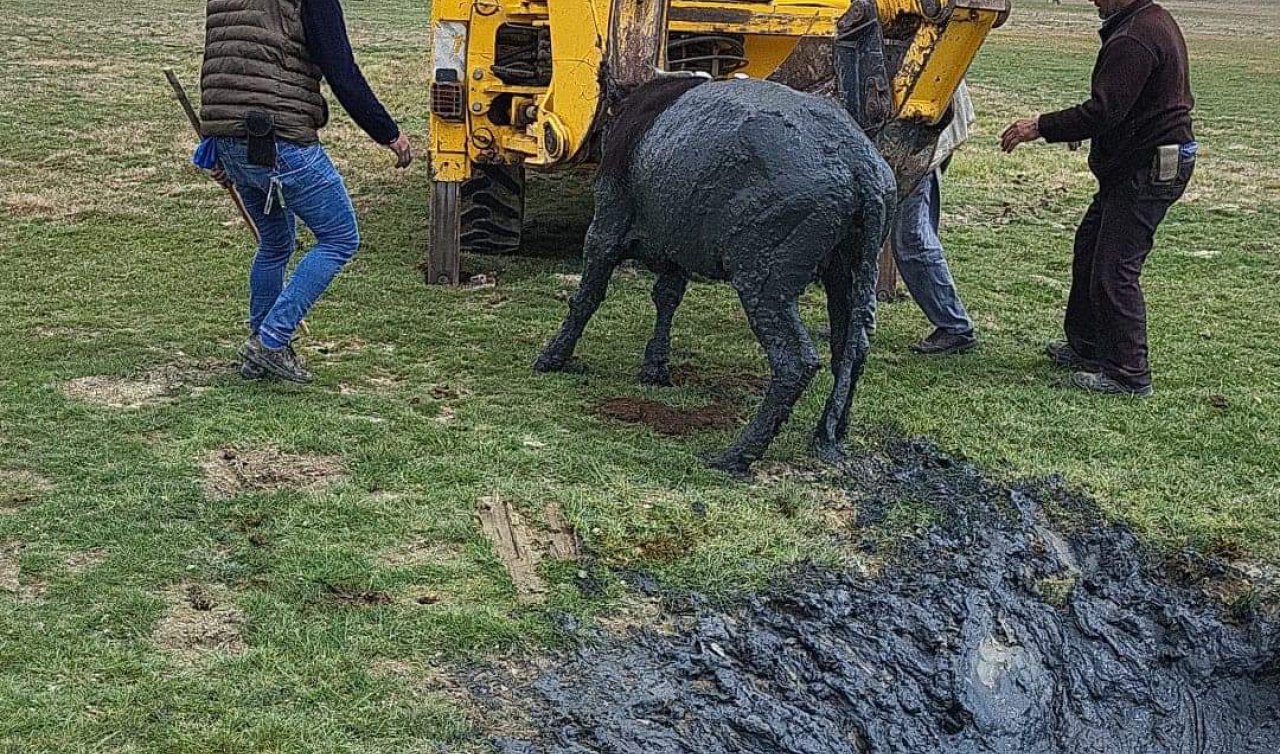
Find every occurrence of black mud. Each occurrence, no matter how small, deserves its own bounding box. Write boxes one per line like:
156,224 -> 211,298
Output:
493,438 -> 1279,754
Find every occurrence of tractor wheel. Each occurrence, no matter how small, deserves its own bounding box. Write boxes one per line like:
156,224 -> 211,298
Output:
459,163 -> 525,254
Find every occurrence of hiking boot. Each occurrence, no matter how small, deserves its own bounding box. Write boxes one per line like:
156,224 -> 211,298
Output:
239,360 -> 268,380
1070,371 -> 1153,398
236,340 -> 269,380
1046,340 -> 1100,371
911,328 -> 976,356
242,337 -> 313,384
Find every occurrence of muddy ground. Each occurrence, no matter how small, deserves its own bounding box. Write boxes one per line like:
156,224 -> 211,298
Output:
483,438 -> 1279,753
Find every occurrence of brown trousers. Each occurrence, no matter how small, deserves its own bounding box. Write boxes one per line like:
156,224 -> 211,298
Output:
1065,153 -> 1195,389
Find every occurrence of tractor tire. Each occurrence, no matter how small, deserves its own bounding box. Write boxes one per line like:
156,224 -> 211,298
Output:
459,164 -> 525,254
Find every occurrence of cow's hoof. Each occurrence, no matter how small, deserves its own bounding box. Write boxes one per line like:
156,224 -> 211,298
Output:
534,353 -> 568,373
706,451 -> 751,479
813,441 -> 848,466
639,364 -> 673,387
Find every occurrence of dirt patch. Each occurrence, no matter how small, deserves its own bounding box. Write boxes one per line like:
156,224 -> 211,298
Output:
378,537 -> 469,570
477,497 -> 580,604
200,447 -> 347,500
493,438 -> 1280,754
374,658 -> 541,743
0,541 -> 41,600
595,398 -> 740,437
153,583 -> 247,661
63,548 -> 108,574
32,325 -> 114,340
669,365 -> 768,398
428,383 -> 473,401
61,361 -> 228,409
323,583 -> 393,606
0,470 -> 54,512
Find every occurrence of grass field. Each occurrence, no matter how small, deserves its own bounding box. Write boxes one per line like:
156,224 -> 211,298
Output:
1,0 -> 1278,750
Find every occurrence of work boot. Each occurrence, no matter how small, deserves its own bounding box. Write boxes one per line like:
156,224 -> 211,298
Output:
1045,340 -> 1100,371
911,328 -> 976,356
241,336 -> 313,384
1070,371 -> 1153,398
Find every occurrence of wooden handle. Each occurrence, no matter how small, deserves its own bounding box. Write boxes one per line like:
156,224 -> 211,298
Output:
163,68 -> 259,242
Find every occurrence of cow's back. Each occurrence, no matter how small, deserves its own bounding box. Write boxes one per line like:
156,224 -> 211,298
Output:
626,79 -> 869,277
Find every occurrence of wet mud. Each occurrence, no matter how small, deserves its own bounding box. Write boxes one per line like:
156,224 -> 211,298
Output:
494,438 -> 1279,753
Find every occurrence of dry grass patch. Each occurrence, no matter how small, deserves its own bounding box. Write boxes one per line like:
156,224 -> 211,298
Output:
378,537 -> 469,570
153,583 -> 247,661
371,657 -> 539,741
63,548 -> 108,574
0,541 -> 43,601
200,447 -> 347,500
61,361 -> 229,409
0,469 -> 54,512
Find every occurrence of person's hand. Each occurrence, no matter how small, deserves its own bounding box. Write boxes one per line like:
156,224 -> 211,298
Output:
1000,117 -> 1041,153
209,164 -> 232,188
386,133 -> 413,169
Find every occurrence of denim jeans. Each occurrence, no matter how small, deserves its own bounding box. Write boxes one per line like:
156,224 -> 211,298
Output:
883,169 -> 974,336
215,137 -> 360,349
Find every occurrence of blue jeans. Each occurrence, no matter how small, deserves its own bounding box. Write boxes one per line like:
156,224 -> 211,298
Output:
887,170 -> 974,336
215,137 -> 360,349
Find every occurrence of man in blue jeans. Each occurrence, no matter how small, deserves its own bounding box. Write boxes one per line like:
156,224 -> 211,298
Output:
198,0 -> 412,384
886,81 -> 978,356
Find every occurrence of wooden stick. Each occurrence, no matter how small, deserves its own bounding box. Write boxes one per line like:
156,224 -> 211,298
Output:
163,68 -> 259,242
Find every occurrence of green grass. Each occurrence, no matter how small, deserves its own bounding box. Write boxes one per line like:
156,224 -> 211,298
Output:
1,0 -> 1278,750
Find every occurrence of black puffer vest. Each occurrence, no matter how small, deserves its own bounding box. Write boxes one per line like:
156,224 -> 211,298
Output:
199,0 -> 328,143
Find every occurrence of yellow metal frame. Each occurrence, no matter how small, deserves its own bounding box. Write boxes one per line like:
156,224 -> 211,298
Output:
429,0 -> 1007,182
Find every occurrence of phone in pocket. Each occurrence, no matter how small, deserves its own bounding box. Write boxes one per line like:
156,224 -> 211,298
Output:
1154,144 -> 1180,183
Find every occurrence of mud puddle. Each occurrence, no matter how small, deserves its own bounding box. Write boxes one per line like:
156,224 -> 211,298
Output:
491,438 -> 1280,753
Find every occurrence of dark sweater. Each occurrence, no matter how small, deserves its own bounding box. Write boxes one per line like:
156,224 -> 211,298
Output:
1038,0 -> 1194,186
302,0 -> 399,144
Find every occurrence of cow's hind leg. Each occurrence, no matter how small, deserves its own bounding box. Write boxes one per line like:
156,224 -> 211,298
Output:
534,225 -> 624,373
709,290 -> 820,476
814,200 -> 892,462
640,270 -> 689,386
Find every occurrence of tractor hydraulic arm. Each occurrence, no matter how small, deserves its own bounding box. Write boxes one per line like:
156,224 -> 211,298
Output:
839,0 -> 1009,197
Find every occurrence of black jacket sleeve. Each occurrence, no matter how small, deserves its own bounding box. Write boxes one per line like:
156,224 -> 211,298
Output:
303,0 -> 400,144
1039,37 -> 1156,144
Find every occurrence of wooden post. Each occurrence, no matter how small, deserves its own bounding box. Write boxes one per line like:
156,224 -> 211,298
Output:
427,181 -> 462,286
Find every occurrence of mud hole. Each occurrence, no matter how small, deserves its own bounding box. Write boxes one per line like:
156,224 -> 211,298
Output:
477,496 -> 580,605
61,361 -> 229,409
153,583 -> 246,661
595,398 -> 741,437
200,447 -> 347,499
491,438 -> 1279,754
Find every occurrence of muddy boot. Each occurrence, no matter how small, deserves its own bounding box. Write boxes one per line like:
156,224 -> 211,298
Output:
911,328 -> 976,356
242,337 -> 313,384
1045,340 -> 1100,371
1070,371 -> 1153,398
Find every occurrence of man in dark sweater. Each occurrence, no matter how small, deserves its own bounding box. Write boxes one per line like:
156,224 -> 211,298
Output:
1000,0 -> 1196,397
200,0 -> 411,383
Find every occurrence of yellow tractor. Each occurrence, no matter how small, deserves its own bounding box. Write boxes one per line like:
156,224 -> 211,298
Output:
426,0 -> 1010,284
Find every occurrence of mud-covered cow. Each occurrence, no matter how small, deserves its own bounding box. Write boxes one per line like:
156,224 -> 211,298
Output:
535,77 -> 896,475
